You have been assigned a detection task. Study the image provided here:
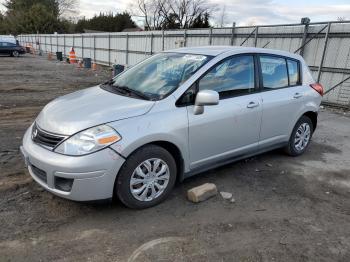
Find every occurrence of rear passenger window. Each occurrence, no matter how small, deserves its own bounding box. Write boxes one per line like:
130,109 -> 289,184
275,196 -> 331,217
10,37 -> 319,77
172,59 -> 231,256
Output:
199,55 -> 255,98
260,56 -> 288,89
287,59 -> 299,85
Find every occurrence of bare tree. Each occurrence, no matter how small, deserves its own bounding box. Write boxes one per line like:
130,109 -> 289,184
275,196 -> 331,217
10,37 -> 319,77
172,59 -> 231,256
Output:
219,5 -> 226,27
56,0 -> 78,17
130,0 -> 163,29
132,0 -> 214,29
160,0 -> 213,28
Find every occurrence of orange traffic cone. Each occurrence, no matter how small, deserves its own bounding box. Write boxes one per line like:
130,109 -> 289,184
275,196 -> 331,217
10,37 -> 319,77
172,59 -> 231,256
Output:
69,48 -> 77,64
48,52 -> 53,60
92,62 -> 97,71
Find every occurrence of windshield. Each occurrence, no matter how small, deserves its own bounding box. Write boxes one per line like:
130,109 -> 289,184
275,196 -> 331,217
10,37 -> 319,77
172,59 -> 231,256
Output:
110,52 -> 212,100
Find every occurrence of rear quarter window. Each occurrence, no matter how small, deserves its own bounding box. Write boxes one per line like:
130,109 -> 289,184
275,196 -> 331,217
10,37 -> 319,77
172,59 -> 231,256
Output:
287,59 -> 300,85
260,56 -> 288,89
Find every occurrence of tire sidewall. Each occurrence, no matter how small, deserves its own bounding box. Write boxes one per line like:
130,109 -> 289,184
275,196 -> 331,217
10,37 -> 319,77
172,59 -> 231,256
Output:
116,145 -> 177,209
288,116 -> 314,156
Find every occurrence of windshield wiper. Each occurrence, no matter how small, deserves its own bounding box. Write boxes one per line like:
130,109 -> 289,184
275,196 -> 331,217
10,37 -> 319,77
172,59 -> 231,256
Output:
101,80 -> 151,100
114,85 -> 151,100
101,79 -> 115,86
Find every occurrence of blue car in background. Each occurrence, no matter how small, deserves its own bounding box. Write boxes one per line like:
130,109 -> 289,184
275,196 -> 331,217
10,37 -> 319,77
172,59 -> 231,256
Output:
0,36 -> 26,57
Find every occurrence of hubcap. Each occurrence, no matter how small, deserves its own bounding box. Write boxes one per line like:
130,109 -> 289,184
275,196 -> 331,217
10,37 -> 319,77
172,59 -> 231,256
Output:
294,122 -> 311,151
13,51 -> 19,57
130,158 -> 170,202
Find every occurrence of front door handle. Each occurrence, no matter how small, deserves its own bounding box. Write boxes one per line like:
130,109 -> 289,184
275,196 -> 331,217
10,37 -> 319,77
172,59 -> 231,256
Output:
293,92 -> 303,99
247,101 -> 259,108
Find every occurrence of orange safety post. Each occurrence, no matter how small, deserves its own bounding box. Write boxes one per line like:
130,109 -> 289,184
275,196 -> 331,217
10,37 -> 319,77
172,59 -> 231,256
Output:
92,62 -> 97,71
48,52 -> 53,60
69,47 -> 77,64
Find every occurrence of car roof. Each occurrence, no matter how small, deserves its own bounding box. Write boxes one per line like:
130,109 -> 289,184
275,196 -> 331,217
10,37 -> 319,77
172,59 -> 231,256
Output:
167,46 -> 302,60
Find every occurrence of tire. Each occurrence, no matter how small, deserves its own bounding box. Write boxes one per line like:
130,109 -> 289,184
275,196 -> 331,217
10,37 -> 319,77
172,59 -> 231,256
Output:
285,115 -> 314,156
115,145 -> 177,209
11,51 -> 20,57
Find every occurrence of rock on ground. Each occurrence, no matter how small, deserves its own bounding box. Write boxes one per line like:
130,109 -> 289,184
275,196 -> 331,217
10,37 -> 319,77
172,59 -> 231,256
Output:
187,183 -> 217,203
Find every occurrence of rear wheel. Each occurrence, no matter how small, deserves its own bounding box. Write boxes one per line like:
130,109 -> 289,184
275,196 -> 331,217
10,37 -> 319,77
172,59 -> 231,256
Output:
115,145 -> 177,209
285,115 -> 313,156
11,50 -> 20,57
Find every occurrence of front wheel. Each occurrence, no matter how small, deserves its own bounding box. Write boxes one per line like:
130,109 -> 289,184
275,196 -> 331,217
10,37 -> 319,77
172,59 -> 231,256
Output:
285,115 -> 314,156
11,50 -> 20,57
115,145 -> 177,209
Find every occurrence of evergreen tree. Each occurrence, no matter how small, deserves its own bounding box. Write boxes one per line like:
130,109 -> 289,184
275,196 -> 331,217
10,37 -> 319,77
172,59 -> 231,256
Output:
162,13 -> 181,29
190,12 -> 210,28
1,0 -> 74,34
74,13 -> 136,33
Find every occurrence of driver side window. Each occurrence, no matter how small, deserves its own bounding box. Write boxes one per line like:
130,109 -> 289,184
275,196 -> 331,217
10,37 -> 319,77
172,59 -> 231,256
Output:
198,55 -> 255,98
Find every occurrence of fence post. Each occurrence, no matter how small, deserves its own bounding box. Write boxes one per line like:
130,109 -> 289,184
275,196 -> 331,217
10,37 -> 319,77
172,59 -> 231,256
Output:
184,29 -> 187,47
126,33 -> 129,65
230,22 -> 236,46
81,34 -> 84,59
56,34 -> 58,52
209,28 -> 213,45
63,35 -> 66,57
150,33 -> 154,55
108,33 -> 111,66
50,35 -> 52,53
254,26 -> 259,47
162,29 -> 165,51
93,35 -> 96,62
300,23 -> 309,57
317,22 -> 331,83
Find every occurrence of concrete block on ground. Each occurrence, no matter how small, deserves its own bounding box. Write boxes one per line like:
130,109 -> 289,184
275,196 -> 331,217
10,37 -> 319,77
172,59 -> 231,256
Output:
187,183 -> 217,203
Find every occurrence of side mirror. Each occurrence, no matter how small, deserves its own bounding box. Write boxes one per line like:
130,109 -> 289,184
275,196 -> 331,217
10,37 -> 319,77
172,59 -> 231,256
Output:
193,90 -> 219,115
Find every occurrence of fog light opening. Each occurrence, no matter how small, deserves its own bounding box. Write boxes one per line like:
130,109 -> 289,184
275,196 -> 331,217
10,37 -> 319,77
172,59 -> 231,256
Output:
55,176 -> 74,192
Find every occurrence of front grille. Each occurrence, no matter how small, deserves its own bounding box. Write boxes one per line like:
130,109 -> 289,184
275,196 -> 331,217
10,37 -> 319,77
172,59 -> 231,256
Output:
31,164 -> 47,183
32,123 -> 66,149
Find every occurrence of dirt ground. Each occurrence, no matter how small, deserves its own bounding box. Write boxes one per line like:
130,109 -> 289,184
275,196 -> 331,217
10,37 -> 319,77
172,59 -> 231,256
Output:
0,54 -> 349,262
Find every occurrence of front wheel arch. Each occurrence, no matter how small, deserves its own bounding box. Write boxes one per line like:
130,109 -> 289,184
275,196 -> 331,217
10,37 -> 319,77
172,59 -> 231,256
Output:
114,144 -> 178,208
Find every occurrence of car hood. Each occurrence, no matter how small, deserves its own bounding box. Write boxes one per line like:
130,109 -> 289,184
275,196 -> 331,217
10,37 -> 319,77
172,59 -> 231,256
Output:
36,86 -> 155,135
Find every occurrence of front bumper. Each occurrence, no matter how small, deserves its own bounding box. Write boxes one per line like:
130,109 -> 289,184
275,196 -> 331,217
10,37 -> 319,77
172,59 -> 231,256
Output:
21,126 -> 125,201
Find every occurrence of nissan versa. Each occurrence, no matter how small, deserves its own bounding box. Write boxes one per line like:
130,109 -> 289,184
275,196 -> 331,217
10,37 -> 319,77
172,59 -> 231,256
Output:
20,46 -> 323,208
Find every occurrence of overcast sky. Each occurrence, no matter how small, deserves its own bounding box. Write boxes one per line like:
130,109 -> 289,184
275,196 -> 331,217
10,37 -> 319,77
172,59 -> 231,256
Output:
1,0 -> 350,26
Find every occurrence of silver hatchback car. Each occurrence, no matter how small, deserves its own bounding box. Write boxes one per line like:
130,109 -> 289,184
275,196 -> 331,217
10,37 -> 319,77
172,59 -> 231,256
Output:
21,46 -> 323,208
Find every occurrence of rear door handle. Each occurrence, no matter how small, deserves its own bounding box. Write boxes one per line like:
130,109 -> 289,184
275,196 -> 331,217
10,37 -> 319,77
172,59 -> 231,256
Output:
247,101 -> 259,108
293,92 -> 303,99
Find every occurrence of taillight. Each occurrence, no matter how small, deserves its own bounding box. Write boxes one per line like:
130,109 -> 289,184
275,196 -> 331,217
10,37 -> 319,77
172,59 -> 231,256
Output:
310,83 -> 324,96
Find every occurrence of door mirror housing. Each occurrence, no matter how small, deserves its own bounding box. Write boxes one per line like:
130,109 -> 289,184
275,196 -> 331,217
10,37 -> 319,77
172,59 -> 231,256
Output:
193,90 -> 219,115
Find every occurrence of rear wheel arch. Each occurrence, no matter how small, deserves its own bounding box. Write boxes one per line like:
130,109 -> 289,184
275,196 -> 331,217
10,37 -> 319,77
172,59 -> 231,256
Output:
303,111 -> 318,131
285,115 -> 314,156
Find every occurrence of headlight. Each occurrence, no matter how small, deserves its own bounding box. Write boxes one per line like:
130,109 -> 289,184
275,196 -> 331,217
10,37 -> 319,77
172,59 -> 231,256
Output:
55,125 -> 121,156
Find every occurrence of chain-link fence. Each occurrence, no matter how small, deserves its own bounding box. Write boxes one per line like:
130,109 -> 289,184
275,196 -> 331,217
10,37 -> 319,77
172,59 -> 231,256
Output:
19,20 -> 350,108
